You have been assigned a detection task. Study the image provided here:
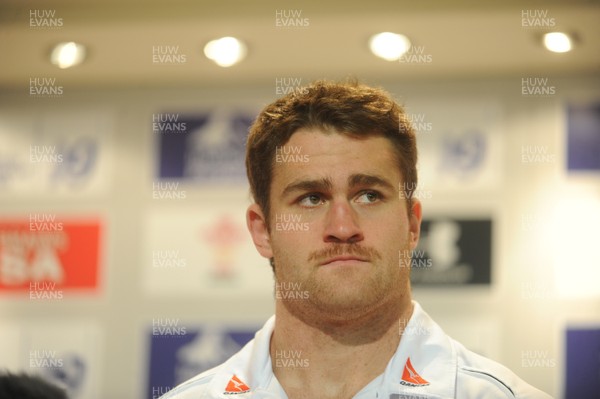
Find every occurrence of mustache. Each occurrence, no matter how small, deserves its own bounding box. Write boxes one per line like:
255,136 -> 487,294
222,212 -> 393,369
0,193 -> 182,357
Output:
307,244 -> 382,263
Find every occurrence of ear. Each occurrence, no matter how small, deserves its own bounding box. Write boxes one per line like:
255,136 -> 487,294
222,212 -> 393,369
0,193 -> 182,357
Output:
408,199 -> 422,250
246,203 -> 273,259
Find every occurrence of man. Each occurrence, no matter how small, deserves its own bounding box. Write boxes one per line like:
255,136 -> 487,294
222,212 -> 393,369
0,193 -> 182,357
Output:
0,372 -> 67,399
162,80 -> 552,398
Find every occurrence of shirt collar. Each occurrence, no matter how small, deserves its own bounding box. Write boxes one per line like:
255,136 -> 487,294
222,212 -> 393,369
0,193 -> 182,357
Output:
207,301 -> 457,398
375,301 -> 457,398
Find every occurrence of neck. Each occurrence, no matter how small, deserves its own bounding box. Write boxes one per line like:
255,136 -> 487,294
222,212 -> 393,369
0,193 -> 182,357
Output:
270,294 -> 413,399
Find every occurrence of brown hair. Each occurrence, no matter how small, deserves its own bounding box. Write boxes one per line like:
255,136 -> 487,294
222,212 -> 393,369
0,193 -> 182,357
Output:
246,79 -> 417,225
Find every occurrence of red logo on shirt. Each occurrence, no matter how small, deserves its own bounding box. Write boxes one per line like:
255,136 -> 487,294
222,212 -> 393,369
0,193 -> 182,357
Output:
400,357 -> 430,387
224,374 -> 251,394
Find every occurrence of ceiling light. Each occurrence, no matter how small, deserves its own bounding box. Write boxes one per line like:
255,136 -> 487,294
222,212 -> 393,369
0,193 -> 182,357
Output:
543,32 -> 573,53
50,41 -> 86,69
203,37 -> 247,67
369,32 -> 411,61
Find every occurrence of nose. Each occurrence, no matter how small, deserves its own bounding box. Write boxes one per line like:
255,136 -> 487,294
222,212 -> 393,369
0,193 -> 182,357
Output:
323,199 -> 364,244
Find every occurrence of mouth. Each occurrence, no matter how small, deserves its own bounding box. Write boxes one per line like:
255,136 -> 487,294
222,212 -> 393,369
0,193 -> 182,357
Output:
320,255 -> 369,266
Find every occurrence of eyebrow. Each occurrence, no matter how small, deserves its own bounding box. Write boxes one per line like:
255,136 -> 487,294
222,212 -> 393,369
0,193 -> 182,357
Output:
281,173 -> 395,198
282,177 -> 333,198
348,173 -> 395,192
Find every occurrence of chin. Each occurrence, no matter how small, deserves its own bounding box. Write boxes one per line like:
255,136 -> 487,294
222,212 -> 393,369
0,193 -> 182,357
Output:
311,290 -> 386,319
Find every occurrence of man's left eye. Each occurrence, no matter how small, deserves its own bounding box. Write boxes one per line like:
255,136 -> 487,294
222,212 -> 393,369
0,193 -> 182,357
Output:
356,191 -> 380,204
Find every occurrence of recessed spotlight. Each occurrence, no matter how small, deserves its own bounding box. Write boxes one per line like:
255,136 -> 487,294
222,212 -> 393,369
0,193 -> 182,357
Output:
369,32 -> 411,61
50,41 -> 86,69
543,32 -> 573,53
203,37 -> 247,67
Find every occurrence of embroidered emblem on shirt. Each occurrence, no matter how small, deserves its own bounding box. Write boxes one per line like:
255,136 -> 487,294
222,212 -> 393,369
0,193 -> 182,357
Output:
400,357 -> 430,387
224,374 -> 251,394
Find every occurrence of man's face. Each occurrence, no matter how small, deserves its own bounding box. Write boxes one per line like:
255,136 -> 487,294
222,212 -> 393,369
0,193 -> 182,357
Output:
247,128 -> 421,321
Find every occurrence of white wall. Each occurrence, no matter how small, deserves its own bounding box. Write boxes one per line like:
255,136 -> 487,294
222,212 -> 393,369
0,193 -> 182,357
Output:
0,75 -> 599,398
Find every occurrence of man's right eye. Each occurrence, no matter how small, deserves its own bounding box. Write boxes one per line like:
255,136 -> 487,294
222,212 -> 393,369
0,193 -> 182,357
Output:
298,194 -> 324,207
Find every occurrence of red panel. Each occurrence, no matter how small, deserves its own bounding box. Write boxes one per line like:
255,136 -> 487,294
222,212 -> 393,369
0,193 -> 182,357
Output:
0,219 -> 102,292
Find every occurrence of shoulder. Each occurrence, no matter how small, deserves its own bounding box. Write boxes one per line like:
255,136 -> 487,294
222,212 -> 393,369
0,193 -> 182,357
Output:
453,340 -> 553,399
159,364 -> 222,399
159,316 -> 276,399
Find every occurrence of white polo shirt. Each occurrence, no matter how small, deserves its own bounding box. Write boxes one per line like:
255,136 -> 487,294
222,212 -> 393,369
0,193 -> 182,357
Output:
160,302 -> 552,399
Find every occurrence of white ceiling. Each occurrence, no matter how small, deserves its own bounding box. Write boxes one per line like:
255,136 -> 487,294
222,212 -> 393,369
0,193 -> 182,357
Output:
1,0 -> 599,89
